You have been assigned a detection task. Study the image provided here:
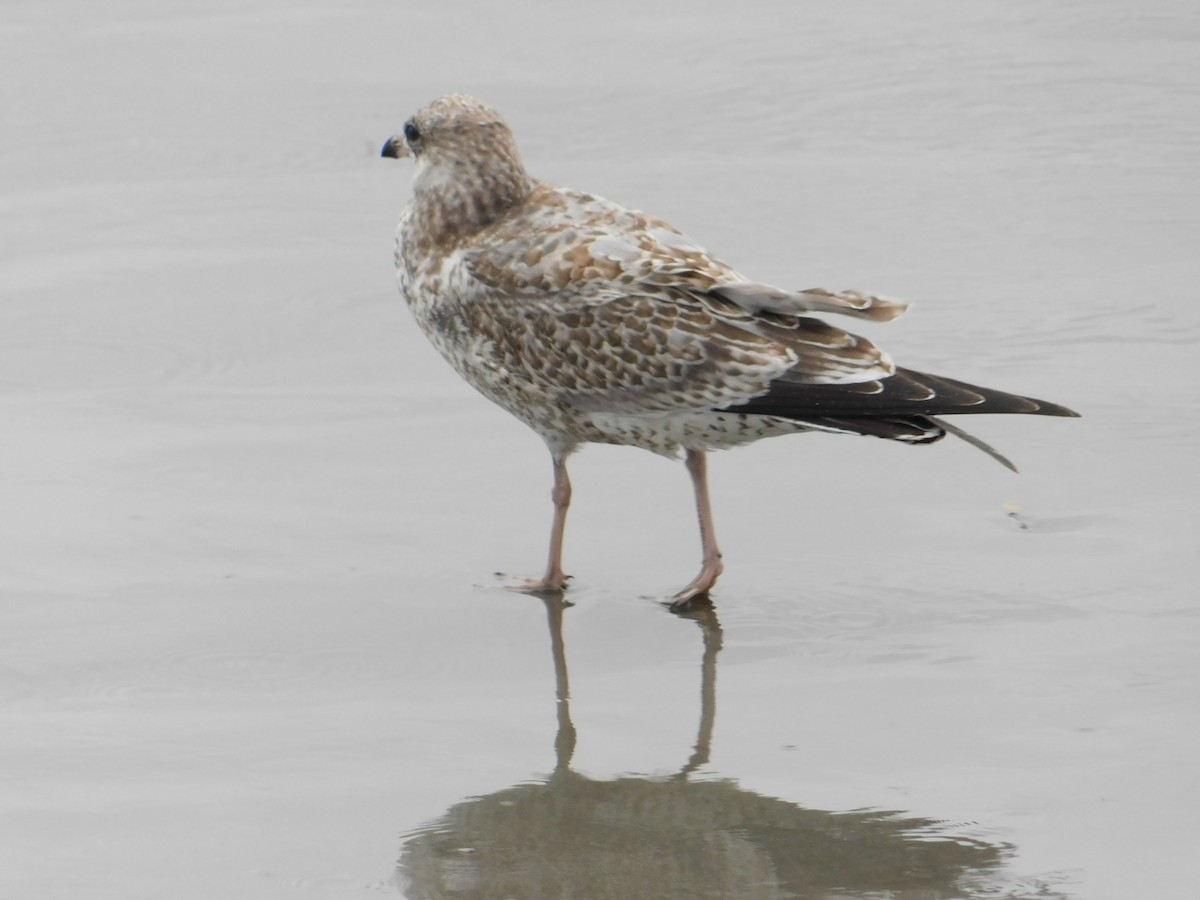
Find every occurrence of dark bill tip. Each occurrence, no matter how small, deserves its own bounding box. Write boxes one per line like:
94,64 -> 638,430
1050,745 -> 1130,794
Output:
381,135 -> 405,159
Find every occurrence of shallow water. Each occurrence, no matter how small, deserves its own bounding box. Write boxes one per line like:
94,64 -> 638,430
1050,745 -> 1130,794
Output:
3,1 -> 1198,898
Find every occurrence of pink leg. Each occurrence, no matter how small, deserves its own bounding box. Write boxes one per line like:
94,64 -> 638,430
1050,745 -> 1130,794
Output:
672,449 -> 724,607
515,454 -> 571,593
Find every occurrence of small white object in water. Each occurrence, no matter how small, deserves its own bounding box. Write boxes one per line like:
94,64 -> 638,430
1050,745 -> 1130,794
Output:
1002,502 -> 1029,530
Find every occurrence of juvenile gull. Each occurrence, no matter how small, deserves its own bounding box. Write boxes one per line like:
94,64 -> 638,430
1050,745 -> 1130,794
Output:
382,94 -> 1078,608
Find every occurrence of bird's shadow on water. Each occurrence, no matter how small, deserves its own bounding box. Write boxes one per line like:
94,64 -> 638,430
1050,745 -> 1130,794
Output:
394,596 -> 1065,899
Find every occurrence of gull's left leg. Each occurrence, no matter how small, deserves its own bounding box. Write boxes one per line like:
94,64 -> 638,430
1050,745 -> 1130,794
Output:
514,452 -> 572,593
671,449 -> 724,608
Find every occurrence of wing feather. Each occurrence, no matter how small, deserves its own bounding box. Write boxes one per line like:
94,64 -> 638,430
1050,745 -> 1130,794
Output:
458,185 -> 902,417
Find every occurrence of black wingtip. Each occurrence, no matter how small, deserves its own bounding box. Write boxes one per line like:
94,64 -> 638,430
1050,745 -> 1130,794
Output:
1031,398 -> 1081,418
1046,405 -> 1084,420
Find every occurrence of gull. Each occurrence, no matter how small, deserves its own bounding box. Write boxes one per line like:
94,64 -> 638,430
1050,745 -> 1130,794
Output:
381,94 -> 1078,608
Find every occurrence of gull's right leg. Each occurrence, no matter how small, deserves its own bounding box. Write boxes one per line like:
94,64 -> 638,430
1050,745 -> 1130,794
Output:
670,449 -> 724,610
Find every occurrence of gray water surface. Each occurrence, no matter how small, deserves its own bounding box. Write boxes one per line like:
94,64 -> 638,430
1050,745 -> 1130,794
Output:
3,2 -> 1198,898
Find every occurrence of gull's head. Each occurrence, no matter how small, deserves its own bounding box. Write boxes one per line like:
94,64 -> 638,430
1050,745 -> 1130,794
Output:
382,94 -> 509,159
381,94 -> 530,198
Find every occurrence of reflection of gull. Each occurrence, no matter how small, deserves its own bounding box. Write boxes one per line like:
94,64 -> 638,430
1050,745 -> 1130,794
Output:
382,95 -> 1079,606
396,599 -> 1024,899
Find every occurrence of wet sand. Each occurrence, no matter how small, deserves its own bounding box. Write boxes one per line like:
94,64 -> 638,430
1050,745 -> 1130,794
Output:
3,2 -> 1198,897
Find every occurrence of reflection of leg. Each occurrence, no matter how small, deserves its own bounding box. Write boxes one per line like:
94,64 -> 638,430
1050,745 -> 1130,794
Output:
516,454 -> 571,593
672,449 -> 724,606
675,606 -> 723,778
541,594 -> 577,773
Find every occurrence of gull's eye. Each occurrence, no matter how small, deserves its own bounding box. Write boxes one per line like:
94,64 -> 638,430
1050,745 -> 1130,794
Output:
404,122 -> 421,145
